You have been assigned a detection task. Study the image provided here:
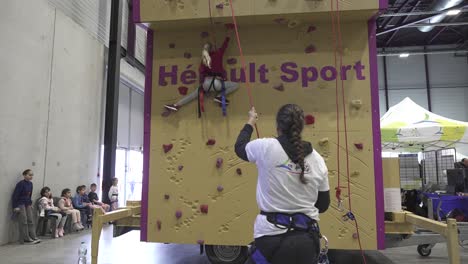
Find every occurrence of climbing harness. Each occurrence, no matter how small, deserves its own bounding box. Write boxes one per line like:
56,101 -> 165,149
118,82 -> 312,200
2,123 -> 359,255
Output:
249,211 -> 327,264
197,73 -> 227,118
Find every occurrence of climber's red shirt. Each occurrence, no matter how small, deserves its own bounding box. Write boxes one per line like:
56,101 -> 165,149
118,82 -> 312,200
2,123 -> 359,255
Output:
199,37 -> 230,81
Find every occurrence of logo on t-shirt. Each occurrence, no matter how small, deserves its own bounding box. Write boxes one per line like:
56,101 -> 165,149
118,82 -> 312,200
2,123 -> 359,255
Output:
276,159 -> 311,175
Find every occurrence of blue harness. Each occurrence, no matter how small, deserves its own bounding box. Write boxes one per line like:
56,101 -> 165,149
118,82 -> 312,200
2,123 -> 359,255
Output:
250,211 -> 324,264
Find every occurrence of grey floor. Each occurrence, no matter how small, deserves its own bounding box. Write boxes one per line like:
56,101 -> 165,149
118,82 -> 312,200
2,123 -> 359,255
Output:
0,226 -> 467,264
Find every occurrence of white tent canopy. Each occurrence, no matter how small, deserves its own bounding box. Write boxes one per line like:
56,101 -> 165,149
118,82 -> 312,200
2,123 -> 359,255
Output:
380,97 -> 468,157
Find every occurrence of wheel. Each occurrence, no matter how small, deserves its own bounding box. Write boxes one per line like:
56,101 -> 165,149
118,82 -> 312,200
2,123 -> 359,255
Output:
205,245 -> 249,264
417,244 -> 432,257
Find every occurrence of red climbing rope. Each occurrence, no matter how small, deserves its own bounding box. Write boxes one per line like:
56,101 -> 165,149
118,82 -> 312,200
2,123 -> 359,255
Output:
227,0 -> 260,138
207,0 -> 217,49
331,1 -> 367,263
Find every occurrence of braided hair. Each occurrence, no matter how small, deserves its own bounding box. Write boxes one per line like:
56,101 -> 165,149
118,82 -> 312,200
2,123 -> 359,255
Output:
276,104 -> 307,184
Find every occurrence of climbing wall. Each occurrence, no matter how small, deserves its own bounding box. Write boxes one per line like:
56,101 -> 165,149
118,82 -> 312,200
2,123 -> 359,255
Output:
137,0 -> 385,251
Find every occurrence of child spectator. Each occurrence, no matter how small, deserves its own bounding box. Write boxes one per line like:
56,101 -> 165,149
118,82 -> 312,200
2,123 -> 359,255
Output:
87,183 -> 110,212
12,169 -> 41,244
108,178 -> 119,211
39,187 -> 67,238
58,188 -> 84,231
77,185 -> 107,214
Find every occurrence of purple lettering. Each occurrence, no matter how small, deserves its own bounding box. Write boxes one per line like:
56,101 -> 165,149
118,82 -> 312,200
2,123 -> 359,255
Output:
341,65 -> 352,80
354,61 -> 366,80
159,65 -> 178,86
249,63 -> 256,83
320,66 -> 337,81
181,65 -> 197,85
230,68 -> 246,82
258,64 -> 269,83
301,66 -> 319,87
280,62 -> 298,83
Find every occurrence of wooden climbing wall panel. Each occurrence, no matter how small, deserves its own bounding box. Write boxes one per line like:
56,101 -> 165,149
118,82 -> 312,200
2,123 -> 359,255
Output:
142,14 -> 384,250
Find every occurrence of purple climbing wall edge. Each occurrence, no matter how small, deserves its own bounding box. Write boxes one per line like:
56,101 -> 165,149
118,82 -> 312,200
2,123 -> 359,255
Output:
368,16 -> 385,250
380,0 -> 389,10
132,0 -> 141,23
141,28 -> 154,242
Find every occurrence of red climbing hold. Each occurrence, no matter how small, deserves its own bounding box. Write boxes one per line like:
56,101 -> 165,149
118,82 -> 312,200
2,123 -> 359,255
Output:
163,144 -> 173,153
197,239 -> 205,245
164,194 -> 170,200
217,185 -> 224,192
305,44 -> 316,54
206,139 -> 216,146
175,210 -> 182,219
169,43 -> 175,48
200,204 -> 209,214
305,115 -> 315,125
156,220 -> 162,231
225,23 -> 235,30
236,168 -> 242,175
200,31 -> 209,38
215,3 -> 224,9
183,52 -> 192,59
273,83 -> 284,91
216,158 -> 223,168
354,143 -> 364,150
178,86 -> 188,95
307,26 -> 317,33
227,58 -> 237,65
178,165 -> 184,171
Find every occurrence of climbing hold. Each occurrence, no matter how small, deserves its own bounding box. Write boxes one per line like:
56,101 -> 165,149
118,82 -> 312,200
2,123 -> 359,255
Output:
169,43 -> 175,49
156,220 -> 162,231
352,233 -> 359,239
319,138 -> 329,146
175,210 -> 183,219
227,58 -> 237,65
217,185 -> 224,192
273,18 -> 288,24
183,52 -> 192,59
197,239 -> 205,245
164,194 -> 170,200
216,158 -> 223,168
305,115 -> 315,125
305,44 -> 316,54
342,211 -> 356,221
200,31 -> 209,38
236,168 -> 242,176
163,144 -> 173,153
200,204 -> 209,214
307,25 -> 317,33
225,23 -> 235,30
287,20 -> 301,28
178,165 -> 184,171
354,143 -> 364,150
351,171 -> 360,177
178,86 -> 188,95
273,83 -> 285,92
206,139 -> 216,146
351,99 -> 363,109
215,3 -> 224,9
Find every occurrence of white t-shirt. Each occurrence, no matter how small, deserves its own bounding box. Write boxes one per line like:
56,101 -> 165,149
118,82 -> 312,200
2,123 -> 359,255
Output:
245,138 -> 329,238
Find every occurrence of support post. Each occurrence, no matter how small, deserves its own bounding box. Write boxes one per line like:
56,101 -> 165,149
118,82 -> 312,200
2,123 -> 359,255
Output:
91,208 -> 104,264
383,54 -> 389,111
103,0 -> 123,203
446,218 -> 460,264
424,47 -> 432,111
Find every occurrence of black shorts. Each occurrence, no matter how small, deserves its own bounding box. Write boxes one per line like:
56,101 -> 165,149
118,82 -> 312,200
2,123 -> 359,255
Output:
247,230 -> 321,264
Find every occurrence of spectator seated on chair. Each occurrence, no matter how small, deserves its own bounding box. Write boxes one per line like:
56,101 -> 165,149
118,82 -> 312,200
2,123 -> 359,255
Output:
58,188 -> 84,231
72,185 -> 92,228
88,183 -> 110,212
38,187 -> 67,238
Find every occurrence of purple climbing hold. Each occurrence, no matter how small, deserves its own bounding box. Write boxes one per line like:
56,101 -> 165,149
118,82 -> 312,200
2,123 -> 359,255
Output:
217,185 -> 224,192
206,139 -> 216,146
227,58 -> 237,65
352,233 -> 359,239
175,210 -> 183,219
161,110 -> 171,117
178,165 -> 184,171
169,43 -> 175,48
215,3 -> 224,9
200,31 -> 209,38
273,83 -> 284,92
236,168 -> 242,176
184,52 -> 192,59
354,143 -> 364,150
273,18 -> 288,24
305,44 -> 316,54
216,158 -> 223,168
164,194 -> 170,200
197,239 -> 205,245
307,26 -> 317,33
156,220 -> 162,231
163,144 -> 173,153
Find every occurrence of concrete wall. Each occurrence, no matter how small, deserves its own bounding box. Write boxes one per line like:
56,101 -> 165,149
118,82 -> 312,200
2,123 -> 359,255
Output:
0,0 -> 104,244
